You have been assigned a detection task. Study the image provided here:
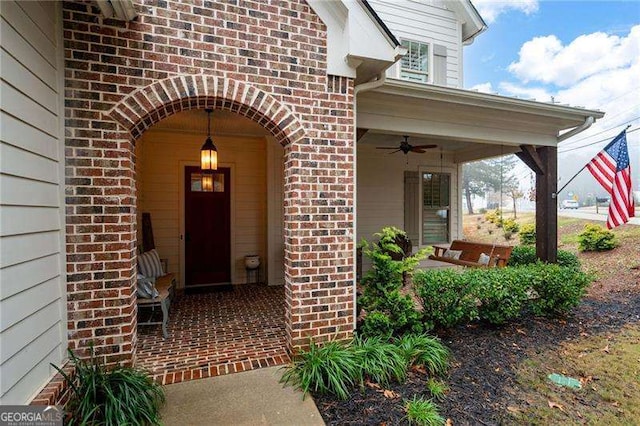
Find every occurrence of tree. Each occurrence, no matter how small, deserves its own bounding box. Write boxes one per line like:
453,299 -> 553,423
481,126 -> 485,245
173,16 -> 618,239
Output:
462,155 -> 517,214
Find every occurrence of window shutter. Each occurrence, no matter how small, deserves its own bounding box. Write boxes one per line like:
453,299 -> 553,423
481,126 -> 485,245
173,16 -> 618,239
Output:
433,44 -> 447,85
404,171 -> 419,246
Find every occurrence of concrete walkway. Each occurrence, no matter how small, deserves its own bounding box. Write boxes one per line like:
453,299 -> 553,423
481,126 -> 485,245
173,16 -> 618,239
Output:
160,366 -> 325,426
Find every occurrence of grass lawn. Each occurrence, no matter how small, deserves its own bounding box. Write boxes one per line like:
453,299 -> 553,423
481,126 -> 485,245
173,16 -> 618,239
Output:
512,324 -> 640,425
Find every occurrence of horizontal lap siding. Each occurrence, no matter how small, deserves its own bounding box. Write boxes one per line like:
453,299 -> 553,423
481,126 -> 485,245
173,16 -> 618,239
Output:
357,145 -> 458,270
0,1 -> 66,404
136,130 -> 268,287
368,0 -> 461,87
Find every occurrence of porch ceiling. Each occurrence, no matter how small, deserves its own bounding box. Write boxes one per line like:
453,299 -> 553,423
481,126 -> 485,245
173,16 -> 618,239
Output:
149,109 -> 270,137
356,79 -> 605,162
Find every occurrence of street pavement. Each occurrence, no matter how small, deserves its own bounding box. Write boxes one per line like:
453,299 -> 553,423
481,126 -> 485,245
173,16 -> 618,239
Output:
557,206 -> 640,225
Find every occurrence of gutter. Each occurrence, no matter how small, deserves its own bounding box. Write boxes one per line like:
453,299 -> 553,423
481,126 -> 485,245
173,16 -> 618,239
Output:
557,116 -> 595,142
351,71 -> 387,329
377,78 -> 605,120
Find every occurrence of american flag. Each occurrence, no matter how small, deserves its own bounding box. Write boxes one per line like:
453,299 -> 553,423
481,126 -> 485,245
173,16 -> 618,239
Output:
586,129 -> 635,229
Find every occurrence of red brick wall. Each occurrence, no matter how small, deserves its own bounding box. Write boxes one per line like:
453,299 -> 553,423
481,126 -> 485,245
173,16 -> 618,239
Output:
63,0 -> 355,364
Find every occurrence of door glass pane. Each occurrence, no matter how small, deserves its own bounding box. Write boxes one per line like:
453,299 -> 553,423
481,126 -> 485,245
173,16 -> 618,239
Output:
422,173 -> 450,244
191,173 -> 203,192
213,173 -> 224,192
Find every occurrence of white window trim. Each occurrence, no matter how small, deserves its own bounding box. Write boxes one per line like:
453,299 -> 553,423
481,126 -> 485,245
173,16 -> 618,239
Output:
418,166 -> 454,247
397,39 -> 433,84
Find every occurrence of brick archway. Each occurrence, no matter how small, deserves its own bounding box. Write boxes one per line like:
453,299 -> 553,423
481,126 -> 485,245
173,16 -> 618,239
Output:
103,74 -> 312,359
107,74 -> 306,146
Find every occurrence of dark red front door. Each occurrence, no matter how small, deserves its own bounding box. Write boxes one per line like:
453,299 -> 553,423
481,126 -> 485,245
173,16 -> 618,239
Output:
184,166 -> 231,286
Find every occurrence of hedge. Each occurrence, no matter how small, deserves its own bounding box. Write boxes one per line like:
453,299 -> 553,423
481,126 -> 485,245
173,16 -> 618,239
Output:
507,245 -> 581,269
414,263 -> 591,328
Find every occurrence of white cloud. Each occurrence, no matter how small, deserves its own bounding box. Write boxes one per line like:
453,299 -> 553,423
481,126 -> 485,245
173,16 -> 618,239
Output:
498,25 -> 640,178
470,82 -> 494,93
508,25 -> 640,87
472,0 -> 539,24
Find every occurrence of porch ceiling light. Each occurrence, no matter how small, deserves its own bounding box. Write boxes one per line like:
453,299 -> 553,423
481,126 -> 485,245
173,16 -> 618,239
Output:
200,109 -> 218,172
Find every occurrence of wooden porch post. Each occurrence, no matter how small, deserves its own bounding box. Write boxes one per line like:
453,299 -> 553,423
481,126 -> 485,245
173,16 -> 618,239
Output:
516,145 -> 558,263
535,146 -> 558,262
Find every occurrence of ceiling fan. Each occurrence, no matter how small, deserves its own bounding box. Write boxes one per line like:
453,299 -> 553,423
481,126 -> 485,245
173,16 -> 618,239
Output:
376,135 -> 437,155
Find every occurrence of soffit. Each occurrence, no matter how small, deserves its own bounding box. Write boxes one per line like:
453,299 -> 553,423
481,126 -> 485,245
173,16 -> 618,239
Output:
357,79 -> 604,147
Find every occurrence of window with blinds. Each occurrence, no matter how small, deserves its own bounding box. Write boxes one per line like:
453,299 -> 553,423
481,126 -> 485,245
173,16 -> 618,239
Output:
422,173 -> 450,244
400,40 -> 429,83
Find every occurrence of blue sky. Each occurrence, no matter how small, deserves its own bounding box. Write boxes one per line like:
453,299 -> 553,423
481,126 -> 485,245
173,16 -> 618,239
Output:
463,0 -> 640,193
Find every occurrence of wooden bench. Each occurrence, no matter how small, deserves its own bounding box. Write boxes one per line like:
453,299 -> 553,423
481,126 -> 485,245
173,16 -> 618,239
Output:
429,240 -> 513,268
137,273 -> 175,338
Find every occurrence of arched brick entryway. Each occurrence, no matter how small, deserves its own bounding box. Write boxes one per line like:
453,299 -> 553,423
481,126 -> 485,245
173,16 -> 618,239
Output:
64,74 -> 355,367
107,75 -> 306,146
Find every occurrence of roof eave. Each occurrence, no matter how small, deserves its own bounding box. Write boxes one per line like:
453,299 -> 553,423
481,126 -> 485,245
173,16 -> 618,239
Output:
379,79 -> 605,121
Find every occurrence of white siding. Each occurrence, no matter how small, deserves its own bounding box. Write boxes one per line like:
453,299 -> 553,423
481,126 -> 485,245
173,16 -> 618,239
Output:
136,130 -> 284,288
357,144 -> 459,268
0,1 -> 66,404
368,0 -> 462,87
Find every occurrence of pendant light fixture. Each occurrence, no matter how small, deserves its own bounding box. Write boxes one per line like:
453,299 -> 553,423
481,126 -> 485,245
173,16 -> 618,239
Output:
200,109 -> 218,172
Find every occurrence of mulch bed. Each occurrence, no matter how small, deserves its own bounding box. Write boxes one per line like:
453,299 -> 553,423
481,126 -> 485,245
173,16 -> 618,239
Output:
315,292 -> 640,425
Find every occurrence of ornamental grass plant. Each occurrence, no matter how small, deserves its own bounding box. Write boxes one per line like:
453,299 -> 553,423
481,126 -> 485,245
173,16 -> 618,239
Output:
280,334 -> 450,400
52,347 -> 165,426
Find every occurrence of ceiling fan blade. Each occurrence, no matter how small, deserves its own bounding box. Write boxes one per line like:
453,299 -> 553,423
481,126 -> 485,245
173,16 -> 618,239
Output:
411,148 -> 426,153
411,144 -> 438,149
376,146 -> 401,150
388,149 -> 402,154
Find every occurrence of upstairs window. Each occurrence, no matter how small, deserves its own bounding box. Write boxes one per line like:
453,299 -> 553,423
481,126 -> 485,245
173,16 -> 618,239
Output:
400,40 -> 430,83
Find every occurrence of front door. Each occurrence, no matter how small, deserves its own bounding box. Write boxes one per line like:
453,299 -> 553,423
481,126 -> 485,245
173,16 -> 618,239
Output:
184,166 -> 231,286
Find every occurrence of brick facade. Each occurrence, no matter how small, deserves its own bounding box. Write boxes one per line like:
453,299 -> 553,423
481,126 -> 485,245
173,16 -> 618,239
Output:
63,0 -> 355,365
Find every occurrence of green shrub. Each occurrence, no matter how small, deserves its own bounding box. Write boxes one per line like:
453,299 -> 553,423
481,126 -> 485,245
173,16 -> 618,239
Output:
528,263 -> 593,316
413,269 -> 479,330
394,334 -> 450,376
352,336 -> 407,386
405,397 -> 444,426
518,224 -> 536,245
280,340 -> 360,400
415,263 -> 589,328
473,268 -> 529,325
358,227 -> 426,337
508,245 -> 580,269
485,208 -> 502,224
502,218 -> 520,233
360,311 -> 394,339
52,347 -> 165,426
577,224 -> 618,251
478,208 -> 487,214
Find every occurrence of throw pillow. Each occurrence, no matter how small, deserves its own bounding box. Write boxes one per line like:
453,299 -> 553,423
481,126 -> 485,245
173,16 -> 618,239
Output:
138,249 -> 164,278
478,253 -> 491,266
136,273 -> 159,299
443,249 -> 462,260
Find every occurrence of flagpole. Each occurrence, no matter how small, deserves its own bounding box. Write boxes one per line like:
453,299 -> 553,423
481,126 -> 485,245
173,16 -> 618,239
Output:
557,125 -> 631,195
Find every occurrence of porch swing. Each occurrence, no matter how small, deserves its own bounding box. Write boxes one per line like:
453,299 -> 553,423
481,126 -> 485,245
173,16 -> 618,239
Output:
428,147 -> 513,268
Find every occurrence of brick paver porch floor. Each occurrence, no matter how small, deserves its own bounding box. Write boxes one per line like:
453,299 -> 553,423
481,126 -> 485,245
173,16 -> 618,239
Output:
136,284 -> 289,385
